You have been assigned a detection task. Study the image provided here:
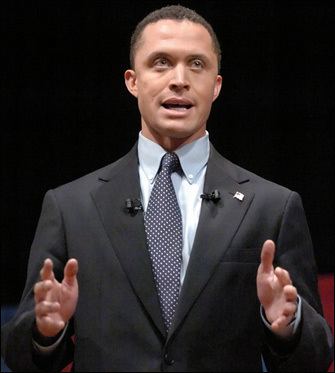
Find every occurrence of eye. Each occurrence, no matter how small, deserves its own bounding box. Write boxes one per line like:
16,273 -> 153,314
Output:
153,57 -> 170,69
191,59 -> 204,69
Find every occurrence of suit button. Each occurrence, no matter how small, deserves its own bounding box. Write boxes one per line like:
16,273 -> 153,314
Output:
164,353 -> 175,365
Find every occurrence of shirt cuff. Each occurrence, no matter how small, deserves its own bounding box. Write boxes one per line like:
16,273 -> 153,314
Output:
260,295 -> 301,336
32,322 -> 69,354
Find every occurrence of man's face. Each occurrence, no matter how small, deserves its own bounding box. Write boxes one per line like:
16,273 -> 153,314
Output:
125,19 -> 222,149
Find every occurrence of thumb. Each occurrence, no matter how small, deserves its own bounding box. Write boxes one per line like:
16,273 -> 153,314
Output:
63,258 -> 78,286
260,240 -> 275,274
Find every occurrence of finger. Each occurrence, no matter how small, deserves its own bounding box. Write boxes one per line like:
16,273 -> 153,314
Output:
36,315 -> 65,336
34,280 -> 53,303
284,285 -> 298,302
271,301 -> 297,332
282,302 -> 297,317
35,301 -> 60,317
63,258 -> 78,286
40,258 -> 55,281
271,315 -> 290,331
260,240 -> 275,273
275,267 -> 292,287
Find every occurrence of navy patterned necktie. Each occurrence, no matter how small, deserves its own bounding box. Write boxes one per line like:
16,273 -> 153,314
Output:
144,152 -> 183,332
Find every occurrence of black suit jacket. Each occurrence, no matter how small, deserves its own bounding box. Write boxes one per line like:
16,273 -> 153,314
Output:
1,144 -> 333,372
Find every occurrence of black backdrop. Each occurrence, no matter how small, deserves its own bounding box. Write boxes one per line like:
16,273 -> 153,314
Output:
2,0 -> 334,305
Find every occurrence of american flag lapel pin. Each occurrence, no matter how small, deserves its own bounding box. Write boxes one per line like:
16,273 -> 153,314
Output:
233,191 -> 245,201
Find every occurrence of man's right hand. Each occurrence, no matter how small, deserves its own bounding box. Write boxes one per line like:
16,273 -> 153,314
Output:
34,258 -> 78,337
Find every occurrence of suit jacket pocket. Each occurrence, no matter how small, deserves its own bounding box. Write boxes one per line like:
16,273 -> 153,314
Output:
221,247 -> 261,264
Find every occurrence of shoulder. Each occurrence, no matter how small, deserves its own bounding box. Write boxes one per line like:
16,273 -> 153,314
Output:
51,144 -> 137,199
210,144 -> 296,202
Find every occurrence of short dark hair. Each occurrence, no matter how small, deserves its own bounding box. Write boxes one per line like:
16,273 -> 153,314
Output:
130,5 -> 221,72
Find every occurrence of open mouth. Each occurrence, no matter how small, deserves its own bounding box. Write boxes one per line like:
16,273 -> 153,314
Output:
162,103 -> 193,111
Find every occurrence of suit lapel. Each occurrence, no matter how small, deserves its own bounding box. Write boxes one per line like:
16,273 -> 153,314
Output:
91,145 -> 166,338
168,146 -> 255,339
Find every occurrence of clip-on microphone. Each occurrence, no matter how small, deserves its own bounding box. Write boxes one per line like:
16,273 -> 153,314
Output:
200,189 -> 221,203
125,198 -> 143,215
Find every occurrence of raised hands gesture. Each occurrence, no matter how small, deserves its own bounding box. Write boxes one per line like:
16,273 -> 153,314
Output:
34,258 -> 78,337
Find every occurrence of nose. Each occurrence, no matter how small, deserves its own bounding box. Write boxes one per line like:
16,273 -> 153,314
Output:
169,65 -> 190,91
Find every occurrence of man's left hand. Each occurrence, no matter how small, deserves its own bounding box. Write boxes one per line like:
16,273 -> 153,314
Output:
257,240 -> 298,337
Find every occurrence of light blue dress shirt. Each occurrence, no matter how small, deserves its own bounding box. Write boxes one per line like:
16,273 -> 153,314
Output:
138,131 -> 209,286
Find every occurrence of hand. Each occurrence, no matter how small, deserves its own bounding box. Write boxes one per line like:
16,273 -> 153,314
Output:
34,258 -> 78,337
257,240 -> 298,337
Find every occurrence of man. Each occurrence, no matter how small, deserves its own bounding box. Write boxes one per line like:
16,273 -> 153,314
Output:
1,5 -> 333,372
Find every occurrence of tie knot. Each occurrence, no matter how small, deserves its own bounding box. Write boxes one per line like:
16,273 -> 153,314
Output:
161,152 -> 180,174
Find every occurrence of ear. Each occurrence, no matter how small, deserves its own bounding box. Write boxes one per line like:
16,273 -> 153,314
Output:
212,74 -> 223,102
124,69 -> 138,98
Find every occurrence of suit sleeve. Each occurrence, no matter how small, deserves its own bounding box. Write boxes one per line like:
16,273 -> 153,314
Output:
263,191 -> 334,372
1,190 -> 74,372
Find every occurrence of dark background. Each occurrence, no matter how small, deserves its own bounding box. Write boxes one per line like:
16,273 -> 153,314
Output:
2,0 -> 334,305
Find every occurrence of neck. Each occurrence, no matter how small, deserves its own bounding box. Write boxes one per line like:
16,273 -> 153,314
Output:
141,125 -> 206,152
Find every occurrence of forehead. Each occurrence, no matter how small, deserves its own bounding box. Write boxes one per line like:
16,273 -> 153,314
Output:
137,19 -> 215,57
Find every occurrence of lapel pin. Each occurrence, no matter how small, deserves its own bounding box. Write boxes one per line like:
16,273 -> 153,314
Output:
233,191 -> 244,201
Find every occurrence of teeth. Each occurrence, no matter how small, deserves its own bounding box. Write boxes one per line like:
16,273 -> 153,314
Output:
171,106 -> 188,111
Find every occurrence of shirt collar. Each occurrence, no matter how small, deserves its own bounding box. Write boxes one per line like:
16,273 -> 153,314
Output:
138,131 -> 210,184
